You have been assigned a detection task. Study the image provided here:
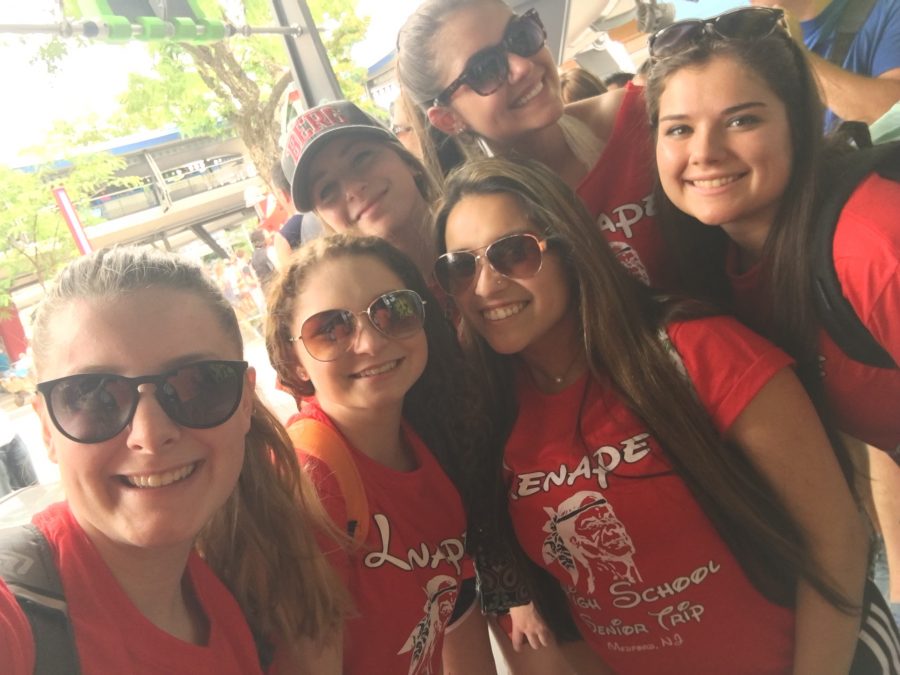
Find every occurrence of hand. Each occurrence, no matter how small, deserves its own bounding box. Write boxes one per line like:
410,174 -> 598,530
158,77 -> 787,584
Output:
508,602 -> 555,652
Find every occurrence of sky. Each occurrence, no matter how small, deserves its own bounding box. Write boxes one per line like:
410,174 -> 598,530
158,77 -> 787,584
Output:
0,0 -> 741,164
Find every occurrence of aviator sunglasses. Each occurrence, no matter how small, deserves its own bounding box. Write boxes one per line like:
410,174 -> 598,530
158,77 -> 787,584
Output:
433,9 -> 547,106
37,360 -> 249,444
290,289 -> 427,362
648,7 -> 786,60
434,232 -> 551,296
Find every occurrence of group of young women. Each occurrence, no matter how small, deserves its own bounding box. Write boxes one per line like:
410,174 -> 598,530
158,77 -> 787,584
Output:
2,0 -> 899,673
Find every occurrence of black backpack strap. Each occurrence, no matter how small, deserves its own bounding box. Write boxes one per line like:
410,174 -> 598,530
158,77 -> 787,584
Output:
813,142 -> 900,369
828,0 -> 879,67
0,524 -> 81,675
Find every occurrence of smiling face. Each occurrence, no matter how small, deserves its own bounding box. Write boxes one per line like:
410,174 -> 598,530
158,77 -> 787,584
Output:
428,3 -> 563,145
290,255 -> 428,419
655,55 -> 793,247
34,288 -> 254,555
307,136 -> 428,252
443,192 -> 572,360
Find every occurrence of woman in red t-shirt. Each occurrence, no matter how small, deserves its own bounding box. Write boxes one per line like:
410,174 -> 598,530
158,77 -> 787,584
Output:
265,234 -> 496,674
433,157 -> 880,674
397,0 -> 675,289
0,247 -> 344,674
646,6 -> 900,625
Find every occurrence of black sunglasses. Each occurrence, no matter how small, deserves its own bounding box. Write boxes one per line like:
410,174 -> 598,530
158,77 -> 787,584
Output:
433,9 -> 547,106
434,232 -> 551,296
37,360 -> 249,444
649,7 -> 786,60
289,289 -> 427,362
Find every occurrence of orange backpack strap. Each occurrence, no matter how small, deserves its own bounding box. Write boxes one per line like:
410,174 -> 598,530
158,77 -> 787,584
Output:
287,417 -> 370,544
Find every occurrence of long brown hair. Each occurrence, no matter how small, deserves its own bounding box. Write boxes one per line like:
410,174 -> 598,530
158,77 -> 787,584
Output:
434,157 -> 856,614
32,247 -> 346,649
644,31 -> 860,490
264,234 -> 487,499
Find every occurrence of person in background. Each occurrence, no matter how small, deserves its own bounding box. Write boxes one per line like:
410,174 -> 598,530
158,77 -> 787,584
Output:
559,67 -> 607,104
600,71 -> 634,90
435,157 -> 879,674
0,247 -> 345,673
646,4 -> 900,626
390,95 -> 424,159
271,159 -> 323,269
250,228 -> 277,294
750,0 -> 900,128
0,407 -> 37,498
397,0 -> 678,290
266,234 -> 496,674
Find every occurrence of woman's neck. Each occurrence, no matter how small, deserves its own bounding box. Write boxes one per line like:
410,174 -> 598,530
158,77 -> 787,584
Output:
494,123 -> 588,189
721,216 -> 773,273
86,529 -> 205,644
320,400 -> 415,471
519,308 -> 587,393
396,196 -> 438,280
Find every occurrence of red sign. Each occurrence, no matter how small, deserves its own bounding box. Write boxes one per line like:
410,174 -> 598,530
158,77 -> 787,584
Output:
52,186 -> 93,255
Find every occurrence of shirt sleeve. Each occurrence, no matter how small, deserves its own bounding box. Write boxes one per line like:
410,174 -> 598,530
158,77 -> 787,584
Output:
870,0 -> 900,77
0,580 -> 35,675
835,174 -> 900,364
667,316 -> 794,435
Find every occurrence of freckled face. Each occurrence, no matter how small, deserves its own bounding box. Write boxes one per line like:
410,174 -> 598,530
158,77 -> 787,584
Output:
655,55 -> 793,240
432,3 -> 563,144
442,192 -> 571,359
34,290 -> 253,555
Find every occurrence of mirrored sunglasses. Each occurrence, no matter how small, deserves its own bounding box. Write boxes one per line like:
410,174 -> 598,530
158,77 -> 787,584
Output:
649,7 -> 786,60
37,360 -> 249,444
290,289 -> 426,362
433,9 -> 547,106
434,232 -> 551,296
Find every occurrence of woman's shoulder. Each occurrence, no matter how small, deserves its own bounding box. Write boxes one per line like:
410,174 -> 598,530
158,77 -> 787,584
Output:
564,86 -> 630,143
837,172 -> 900,252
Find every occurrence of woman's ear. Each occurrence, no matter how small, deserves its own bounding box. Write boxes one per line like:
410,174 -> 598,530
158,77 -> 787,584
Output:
427,105 -> 466,136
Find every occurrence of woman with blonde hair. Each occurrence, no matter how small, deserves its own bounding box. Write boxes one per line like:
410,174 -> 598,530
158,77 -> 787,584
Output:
0,246 -> 345,673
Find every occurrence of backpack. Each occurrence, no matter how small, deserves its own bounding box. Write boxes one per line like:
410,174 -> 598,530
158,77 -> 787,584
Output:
827,0 -> 878,68
812,140 -> 900,369
0,524 -> 80,675
0,518 -> 274,673
286,416 -> 370,545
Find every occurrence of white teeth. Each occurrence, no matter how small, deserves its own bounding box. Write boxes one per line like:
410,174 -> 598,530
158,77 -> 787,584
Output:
483,302 -> 526,321
514,81 -> 543,107
690,175 -> 740,188
125,463 -> 196,489
353,360 -> 399,378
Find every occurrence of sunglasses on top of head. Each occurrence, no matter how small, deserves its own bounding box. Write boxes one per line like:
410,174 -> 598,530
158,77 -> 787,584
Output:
37,360 -> 249,444
648,7 -> 786,60
432,9 -> 547,107
434,232 -> 552,296
289,289 -> 427,362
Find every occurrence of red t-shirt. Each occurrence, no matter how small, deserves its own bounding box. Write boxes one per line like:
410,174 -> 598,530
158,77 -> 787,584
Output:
0,502 -> 264,675
728,173 -> 900,462
505,316 -> 796,674
296,401 -> 470,675
575,84 -> 678,291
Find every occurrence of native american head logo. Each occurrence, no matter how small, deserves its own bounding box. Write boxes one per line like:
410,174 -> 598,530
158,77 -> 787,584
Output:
398,574 -> 459,675
542,491 -> 641,593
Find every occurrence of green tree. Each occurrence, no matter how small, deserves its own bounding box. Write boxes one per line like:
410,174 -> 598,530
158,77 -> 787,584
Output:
111,0 -> 370,191
0,123 -> 134,304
